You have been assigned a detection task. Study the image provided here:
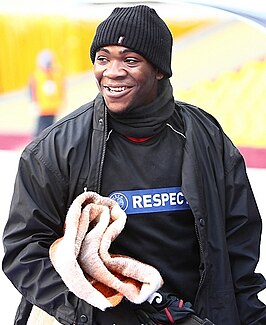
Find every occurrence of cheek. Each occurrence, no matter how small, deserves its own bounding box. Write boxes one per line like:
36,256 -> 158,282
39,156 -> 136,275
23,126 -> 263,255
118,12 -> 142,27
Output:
93,74 -> 103,93
138,75 -> 157,94
93,66 -> 103,85
141,78 -> 158,103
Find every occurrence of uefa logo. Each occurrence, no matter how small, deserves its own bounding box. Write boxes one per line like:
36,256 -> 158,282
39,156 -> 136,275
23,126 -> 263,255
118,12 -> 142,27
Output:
110,192 -> 128,212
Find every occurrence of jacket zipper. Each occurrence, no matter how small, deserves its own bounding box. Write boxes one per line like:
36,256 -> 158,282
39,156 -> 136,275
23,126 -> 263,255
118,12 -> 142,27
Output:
194,220 -> 206,309
96,107 -> 108,193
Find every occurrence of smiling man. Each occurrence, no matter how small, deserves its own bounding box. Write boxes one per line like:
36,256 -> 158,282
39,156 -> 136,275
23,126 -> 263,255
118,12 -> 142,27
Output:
2,4 -> 266,325
93,45 -> 164,113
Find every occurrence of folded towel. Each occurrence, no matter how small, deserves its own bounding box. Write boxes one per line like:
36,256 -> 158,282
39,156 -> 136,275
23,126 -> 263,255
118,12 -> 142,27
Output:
49,191 -> 163,311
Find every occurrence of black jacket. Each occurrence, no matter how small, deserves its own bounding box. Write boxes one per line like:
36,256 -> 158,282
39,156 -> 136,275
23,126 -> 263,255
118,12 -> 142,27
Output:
2,93 -> 266,324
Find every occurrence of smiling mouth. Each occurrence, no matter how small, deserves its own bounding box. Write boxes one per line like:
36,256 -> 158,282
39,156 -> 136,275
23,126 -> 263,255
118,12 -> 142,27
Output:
104,86 -> 128,93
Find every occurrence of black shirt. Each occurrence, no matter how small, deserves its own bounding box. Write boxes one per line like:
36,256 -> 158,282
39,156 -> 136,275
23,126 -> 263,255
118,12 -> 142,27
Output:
95,80 -> 200,324
101,121 -> 200,301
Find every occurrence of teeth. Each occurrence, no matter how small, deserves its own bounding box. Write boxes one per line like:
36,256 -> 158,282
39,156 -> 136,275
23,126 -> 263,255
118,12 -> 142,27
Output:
106,86 -> 127,92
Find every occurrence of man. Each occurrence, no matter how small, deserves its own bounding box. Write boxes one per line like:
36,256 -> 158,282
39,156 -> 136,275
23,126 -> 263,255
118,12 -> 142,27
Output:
29,49 -> 65,136
2,5 -> 266,325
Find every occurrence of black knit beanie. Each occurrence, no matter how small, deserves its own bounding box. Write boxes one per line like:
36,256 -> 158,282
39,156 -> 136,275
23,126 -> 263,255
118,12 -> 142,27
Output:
90,5 -> 173,78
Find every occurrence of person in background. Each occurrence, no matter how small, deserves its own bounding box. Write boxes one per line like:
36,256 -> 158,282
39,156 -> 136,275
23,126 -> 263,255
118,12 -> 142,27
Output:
29,49 -> 65,136
2,5 -> 266,325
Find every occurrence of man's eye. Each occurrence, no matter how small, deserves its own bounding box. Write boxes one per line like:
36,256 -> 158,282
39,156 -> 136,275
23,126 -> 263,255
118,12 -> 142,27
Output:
125,58 -> 139,64
96,56 -> 108,62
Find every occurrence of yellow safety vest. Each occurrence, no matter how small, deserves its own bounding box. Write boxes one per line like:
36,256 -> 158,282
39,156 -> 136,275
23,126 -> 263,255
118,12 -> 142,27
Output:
32,66 -> 64,115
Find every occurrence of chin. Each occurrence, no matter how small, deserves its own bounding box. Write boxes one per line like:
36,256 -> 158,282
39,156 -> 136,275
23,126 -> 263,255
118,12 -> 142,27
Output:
108,107 -> 129,115
106,103 -> 131,115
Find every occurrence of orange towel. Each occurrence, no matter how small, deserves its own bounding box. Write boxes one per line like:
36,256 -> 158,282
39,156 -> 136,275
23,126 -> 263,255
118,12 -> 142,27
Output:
49,191 -> 163,311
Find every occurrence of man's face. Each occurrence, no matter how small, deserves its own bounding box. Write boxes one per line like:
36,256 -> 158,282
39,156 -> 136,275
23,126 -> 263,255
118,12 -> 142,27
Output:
94,45 -> 164,114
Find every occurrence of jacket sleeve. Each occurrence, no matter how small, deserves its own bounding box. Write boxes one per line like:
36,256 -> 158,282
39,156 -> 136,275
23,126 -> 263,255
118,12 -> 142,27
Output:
225,151 -> 266,324
2,146 -> 91,325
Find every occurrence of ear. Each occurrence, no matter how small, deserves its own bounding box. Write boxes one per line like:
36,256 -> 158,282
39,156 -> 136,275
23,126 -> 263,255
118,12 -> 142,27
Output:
156,70 -> 164,80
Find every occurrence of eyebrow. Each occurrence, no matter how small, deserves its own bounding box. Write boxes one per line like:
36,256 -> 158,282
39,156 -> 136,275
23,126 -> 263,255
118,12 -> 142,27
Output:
97,47 -> 136,55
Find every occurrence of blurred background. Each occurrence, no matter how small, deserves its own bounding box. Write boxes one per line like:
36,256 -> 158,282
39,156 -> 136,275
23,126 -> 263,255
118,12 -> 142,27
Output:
0,0 -> 266,323
0,0 -> 266,166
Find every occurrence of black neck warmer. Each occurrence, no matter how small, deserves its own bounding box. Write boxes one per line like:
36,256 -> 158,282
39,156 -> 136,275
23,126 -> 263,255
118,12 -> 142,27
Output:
107,79 -> 175,138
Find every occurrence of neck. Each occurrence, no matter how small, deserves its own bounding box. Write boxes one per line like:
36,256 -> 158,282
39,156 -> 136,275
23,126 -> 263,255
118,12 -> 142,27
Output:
107,79 -> 175,138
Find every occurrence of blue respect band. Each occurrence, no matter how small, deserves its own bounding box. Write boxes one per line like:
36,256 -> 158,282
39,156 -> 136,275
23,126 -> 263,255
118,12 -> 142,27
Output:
110,187 -> 190,215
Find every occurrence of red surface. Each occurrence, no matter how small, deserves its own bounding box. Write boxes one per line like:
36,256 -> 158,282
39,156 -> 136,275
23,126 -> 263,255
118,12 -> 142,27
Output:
238,147 -> 266,169
0,133 -> 32,150
0,133 -> 265,169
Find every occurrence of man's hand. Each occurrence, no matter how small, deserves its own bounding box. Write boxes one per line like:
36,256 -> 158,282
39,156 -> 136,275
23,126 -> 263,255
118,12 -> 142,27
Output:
135,292 -> 195,324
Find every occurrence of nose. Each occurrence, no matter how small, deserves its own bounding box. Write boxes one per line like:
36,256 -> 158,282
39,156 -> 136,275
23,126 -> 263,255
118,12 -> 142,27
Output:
103,60 -> 127,78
